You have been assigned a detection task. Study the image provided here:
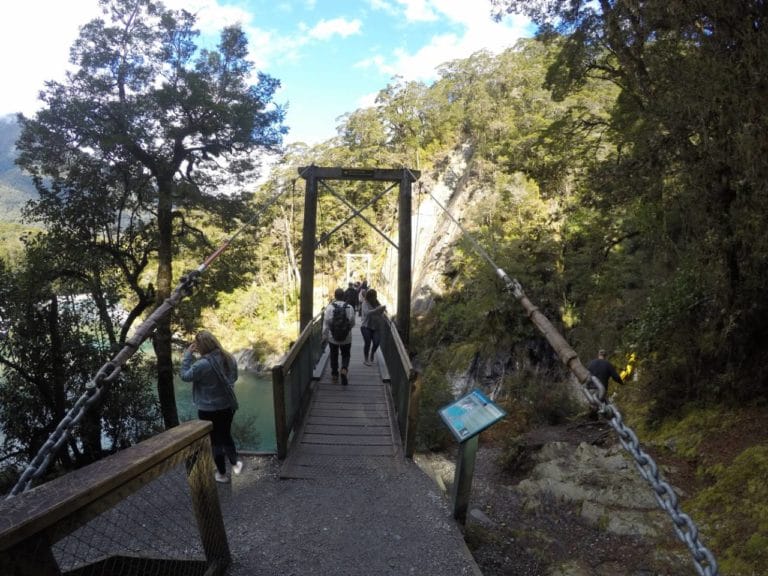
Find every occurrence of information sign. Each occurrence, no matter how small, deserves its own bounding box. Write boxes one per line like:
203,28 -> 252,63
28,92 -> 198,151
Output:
439,390 -> 506,442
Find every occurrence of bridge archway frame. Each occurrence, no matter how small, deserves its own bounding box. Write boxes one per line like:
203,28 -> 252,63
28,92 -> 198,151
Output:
298,166 -> 420,344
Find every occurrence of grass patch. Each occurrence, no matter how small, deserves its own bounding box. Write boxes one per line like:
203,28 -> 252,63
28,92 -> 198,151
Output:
690,445 -> 768,575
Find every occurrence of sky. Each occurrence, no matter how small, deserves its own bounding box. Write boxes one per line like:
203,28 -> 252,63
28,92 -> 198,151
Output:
0,0 -> 533,146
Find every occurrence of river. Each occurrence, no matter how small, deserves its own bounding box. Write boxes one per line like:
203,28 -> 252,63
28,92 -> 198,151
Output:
174,371 -> 276,453
0,364 -> 277,455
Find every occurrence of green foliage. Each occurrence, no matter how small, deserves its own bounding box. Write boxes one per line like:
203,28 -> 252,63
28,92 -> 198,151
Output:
0,223 -> 39,263
691,446 -> 768,575
203,281 -> 298,361
0,248 -> 161,473
14,0 -> 286,427
409,328 -> 479,451
412,364 -> 454,452
631,405 -> 730,460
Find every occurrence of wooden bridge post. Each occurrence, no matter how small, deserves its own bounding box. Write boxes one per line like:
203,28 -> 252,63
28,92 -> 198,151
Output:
272,364 -> 288,460
397,170 -> 413,345
299,166 -> 318,331
404,370 -> 421,458
187,437 -> 231,572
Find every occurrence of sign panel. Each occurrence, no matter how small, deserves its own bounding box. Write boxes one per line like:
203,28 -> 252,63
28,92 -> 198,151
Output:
439,390 -> 506,442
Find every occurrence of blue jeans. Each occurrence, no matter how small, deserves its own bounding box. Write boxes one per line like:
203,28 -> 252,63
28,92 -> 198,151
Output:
360,326 -> 380,360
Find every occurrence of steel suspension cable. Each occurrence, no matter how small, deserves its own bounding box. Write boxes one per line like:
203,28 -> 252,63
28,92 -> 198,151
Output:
423,185 -> 719,576
8,187 -> 288,498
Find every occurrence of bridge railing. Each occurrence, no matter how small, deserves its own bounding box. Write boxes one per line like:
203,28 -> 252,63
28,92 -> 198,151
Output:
272,312 -> 325,459
0,419 -> 230,576
380,315 -> 421,457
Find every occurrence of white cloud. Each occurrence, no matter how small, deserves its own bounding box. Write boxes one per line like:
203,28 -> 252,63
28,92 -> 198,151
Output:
0,0 -> 101,116
360,1 -> 532,83
167,0 -> 252,34
357,91 -> 380,109
308,18 -> 362,40
0,0 -> 264,117
367,0 -> 397,15
396,0 -> 438,22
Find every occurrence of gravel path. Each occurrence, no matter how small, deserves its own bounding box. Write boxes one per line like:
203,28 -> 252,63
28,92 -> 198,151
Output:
217,455 -> 483,576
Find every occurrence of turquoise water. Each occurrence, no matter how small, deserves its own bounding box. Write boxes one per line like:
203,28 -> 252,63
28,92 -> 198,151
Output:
174,371 -> 276,453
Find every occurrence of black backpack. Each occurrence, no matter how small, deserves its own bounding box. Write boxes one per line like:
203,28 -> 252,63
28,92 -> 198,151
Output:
330,302 -> 351,341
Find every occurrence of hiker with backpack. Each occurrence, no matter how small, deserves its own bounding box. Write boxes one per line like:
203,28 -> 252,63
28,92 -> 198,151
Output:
323,287 -> 356,385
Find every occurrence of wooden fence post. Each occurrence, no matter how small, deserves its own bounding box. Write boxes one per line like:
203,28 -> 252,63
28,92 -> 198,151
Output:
272,364 -> 287,460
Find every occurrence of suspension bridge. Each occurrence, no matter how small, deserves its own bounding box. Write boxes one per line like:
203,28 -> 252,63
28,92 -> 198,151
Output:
0,166 -> 718,576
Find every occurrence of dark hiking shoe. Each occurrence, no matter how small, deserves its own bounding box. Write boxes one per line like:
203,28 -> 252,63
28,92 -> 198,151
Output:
340,368 -> 348,386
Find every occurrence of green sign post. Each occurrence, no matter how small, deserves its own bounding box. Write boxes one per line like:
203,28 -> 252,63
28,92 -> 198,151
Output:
439,390 -> 506,523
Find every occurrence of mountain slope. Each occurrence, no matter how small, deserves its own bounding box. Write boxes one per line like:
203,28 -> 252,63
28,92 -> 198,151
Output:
0,115 -> 36,222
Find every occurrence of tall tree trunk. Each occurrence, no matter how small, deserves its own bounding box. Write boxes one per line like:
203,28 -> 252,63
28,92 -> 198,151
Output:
154,182 -> 179,428
91,275 -> 118,348
279,208 -> 301,291
47,296 -> 75,469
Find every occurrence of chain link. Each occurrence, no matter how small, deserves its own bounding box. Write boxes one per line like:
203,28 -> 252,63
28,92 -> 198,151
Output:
581,376 -> 718,576
415,189 -> 722,575
7,189 -> 287,498
8,383 -> 104,495
7,284 -> 188,497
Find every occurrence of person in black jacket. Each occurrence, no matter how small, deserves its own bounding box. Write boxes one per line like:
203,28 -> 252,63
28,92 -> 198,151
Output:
587,349 -> 624,401
343,282 -> 358,309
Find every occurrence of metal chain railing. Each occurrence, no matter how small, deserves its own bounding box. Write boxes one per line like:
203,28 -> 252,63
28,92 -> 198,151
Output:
8,188 -> 287,498
422,182 -> 719,576
7,272 -> 200,497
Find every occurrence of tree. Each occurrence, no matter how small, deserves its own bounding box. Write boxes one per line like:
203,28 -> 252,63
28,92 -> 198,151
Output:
0,240 -> 161,471
492,0 -> 768,405
16,0 -> 285,427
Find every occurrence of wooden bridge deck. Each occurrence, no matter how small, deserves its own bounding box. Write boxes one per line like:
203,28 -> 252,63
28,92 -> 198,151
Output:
280,326 -> 404,479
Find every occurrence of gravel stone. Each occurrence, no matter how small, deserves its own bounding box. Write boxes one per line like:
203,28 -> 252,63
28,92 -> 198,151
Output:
218,455 -> 483,576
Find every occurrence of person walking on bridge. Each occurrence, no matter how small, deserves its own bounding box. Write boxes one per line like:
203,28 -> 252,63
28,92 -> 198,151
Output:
587,349 -> 624,401
324,287 -> 356,386
343,281 -> 358,309
361,288 -> 386,366
181,330 -> 243,483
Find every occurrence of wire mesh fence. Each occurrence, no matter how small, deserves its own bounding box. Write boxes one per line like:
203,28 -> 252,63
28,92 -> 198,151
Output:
1,420 -> 230,576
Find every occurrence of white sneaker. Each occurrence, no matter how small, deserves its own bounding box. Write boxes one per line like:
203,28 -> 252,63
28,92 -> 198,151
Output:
214,471 -> 230,483
232,460 -> 244,475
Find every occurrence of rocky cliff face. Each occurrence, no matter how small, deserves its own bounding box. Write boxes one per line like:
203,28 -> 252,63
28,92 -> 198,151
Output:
380,145 -> 485,317
415,431 -> 690,576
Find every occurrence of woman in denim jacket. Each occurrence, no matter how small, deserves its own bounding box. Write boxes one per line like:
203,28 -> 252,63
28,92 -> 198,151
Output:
181,330 -> 243,483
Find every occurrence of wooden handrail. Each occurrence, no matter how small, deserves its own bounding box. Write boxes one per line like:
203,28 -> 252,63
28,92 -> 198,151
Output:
272,312 -> 324,459
381,315 -> 420,457
0,420 -> 230,575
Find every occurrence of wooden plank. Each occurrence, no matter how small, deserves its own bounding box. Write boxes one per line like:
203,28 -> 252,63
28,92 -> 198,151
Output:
312,402 -> 387,409
310,408 -> 389,418
313,404 -> 388,412
298,166 -> 420,182
304,425 -> 391,436
300,435 -> 393,446
313,397 -> 386,405
279,324 -> 407,479
306,416 -> 390,426
317,387 -> 382,396
298,444 -> 396,456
